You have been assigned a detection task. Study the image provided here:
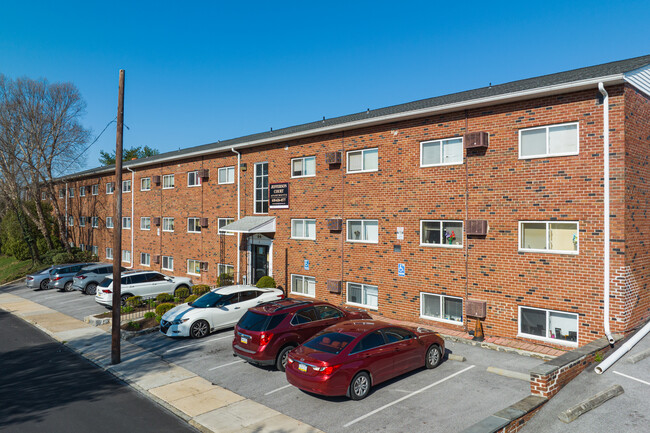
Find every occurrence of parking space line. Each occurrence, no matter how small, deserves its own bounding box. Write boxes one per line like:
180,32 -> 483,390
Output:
613,371 -> 650,386
164,335 -> 233,354
343,365 -> 476,428
264,384 -> 293,396
208,360 -> 244,371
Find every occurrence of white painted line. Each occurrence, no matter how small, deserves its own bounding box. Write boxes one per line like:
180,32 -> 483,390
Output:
208,360 -> 244,371
264,384 -> 293,396
164,335 -> 232,354
613,371 -> 650,386
344,365 -> 476,428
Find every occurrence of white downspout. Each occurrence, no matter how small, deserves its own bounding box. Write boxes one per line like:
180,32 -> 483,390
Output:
595,320 -> 650,374
65,182 -> 69,240
598,82 -> 615,345
126,167 -> 135,269
231,148 -> 241,283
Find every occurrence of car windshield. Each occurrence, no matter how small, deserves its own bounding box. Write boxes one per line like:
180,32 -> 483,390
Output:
99,278 -> 112,288
304,332 -> 356,354
190,292 -> 228,308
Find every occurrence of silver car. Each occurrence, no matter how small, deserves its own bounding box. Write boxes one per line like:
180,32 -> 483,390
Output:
48,263 -> 95,291
25,266 -> 55,290
71,264 -> 126,295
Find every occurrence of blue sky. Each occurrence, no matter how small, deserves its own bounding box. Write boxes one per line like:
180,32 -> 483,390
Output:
2,1 -> 649,172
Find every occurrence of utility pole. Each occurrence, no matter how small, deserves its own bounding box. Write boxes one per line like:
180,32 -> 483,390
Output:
111,69 -> 125,365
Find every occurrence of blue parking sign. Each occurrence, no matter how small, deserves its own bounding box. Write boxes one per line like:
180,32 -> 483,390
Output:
398,263 -> 405,277
304,259 -> 309,270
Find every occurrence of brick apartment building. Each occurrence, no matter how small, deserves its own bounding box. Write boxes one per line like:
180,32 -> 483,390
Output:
54,55 -> 650,348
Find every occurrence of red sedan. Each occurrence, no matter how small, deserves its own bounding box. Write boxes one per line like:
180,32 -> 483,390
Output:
285,320 -> 445,400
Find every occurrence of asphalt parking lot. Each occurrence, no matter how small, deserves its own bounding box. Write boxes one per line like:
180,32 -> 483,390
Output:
2,282 -> 543,433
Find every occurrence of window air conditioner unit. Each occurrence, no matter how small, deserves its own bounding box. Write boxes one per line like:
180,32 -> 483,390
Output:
152,175 -> 161,185
325,151 -> 341,165
200,262 -> 209,272
198,169 -> 209,179
153,255 -> 160,264
466,299 -> 487,319
327,279 -> 342,294
464,131 -> 489,149
327,218 -> 343,231
200,217 -> 209,228
466,219 -> 488,236
153,217 -> 161,226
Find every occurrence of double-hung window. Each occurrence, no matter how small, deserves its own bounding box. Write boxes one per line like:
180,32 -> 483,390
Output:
218,167 -> 235,184
59,189 -> 65,199
420,293 -> 463,324
141,217 -> 151,230
140,253 -> 151,266
347,148 -> 378,173
163,174 -> 174,189
141,178 -> 151,191
346,219 -> 378,243
122,217 -> 131,229
106,216 -> 113,229
91,217 -> 99,228
187,171 -> 202,187
68,216 -> 74,226
519,221 -> 578,254
122,250 -> 131,263
187,218 -> 201,233
162,256 -> 174,271
69,188 -> 75,198
291,219 -> 316,240
92,184 -> 99,195
254,162 -> 268,213
187,259 -> 201,275
80,216 -> 86,227
420,137 -> 463,166
122,180 -> 131,193
291,274 -> 316,297
347,282 -> 378,309
80,186 -> 86,197
218,264 -> 234,277
91,246 -> 99,256
218,218 -> 234,235
162,217 -> 174,232
106,247 -> 113,260
291,156 -> 316,178
106,182 -> 114,194
519,122 -> 579,159
420,220 -> 463,247
519,306 -> 578,344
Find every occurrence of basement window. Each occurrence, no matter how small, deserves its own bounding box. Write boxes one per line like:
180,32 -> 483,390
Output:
420,292 -> 463,324
291,274 -> 316,297
519,306 -> 578,345
346,282 -> 378,309
519,122 -> 578,159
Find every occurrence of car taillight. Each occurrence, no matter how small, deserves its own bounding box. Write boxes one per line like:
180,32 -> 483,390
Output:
278,294 -> 285,299
259,332 -> 273,346
76,276 -> 87,280
102,289 -> 112,294
26,277 -> 33,281
53,276 -> 62,281
314,364 -> 341,375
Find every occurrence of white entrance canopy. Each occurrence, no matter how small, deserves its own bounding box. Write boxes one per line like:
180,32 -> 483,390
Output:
220,216 -> 276,233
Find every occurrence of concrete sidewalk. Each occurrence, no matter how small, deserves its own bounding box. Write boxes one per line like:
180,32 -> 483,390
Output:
0,293 -> 323,433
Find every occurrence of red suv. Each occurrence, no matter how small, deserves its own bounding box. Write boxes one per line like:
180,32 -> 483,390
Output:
232,298 -> 372,371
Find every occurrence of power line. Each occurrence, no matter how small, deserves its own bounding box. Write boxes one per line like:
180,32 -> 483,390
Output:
58,117 -> 117,174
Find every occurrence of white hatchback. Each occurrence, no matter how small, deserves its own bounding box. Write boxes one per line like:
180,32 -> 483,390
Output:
95,270 -> 193,307
160,285 -> 284,338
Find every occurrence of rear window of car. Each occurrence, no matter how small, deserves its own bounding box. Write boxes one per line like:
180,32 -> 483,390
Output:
304,332 -> 355,354
238,312 -> 287,332
99,278 -> 112,288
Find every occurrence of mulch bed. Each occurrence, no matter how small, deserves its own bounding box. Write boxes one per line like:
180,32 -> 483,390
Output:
120,317 -> 159,331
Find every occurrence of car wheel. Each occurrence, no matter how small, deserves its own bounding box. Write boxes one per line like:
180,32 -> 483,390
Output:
275,345 -> 296,372
190,320 -> 209,339
425,344 -> 442,369
39,279 -> 49,290
120,294 -> 130,307
64,281 -> 73,292
349,372 -> 371,400
174,285 -> 190,297
85,283 -> 98,295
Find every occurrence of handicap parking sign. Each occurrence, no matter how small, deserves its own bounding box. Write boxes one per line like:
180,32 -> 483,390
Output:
398,263 -> 405,277
304,259 -> 309,270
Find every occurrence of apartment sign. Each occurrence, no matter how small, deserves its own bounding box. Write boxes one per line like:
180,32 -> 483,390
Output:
269,183 -> 289,209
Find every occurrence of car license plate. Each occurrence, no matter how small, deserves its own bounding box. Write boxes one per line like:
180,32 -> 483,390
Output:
298,363 -> 307,372
240,337 -> 248,344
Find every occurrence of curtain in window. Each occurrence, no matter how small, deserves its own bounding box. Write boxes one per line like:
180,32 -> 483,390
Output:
520,129 -> 546,157
549,124 -> 577,154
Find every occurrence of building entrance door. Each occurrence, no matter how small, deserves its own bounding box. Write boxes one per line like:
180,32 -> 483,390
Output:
252,244 -> 270,284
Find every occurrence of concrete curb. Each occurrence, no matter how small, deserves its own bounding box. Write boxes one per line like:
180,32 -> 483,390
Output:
120,325 -> 160,340
486,366 -> 529,381
628,347 -> 650,364
0,277 -> 27,287
443,334 -> 555,361
84,314 -> 110,326
558,384 -> 624,423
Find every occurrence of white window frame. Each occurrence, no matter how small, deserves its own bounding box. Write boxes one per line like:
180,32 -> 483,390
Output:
518,305 -> 579,346
59,189 -> 65,199
254,162 -> 268,214
106,182 -> 114,194
91,217 -> 99,228
518,221 -> 579,255
187,217 -> 201,233
91,246 -> 99,256
290,274 -> 316,298
419,220 -> 464,248
92,184 -> 99,195
80,216 -> 86,227
187,259 -> 201,276
346,219 -> 379,244
291,219 -> 316,240
106,247 -> 113,260
122,180 -> 131,193
69,188 -> 75,198
346,282 -> 378,310
217,263 -> 234,277
218,166 -> 235,184
80,186 -> 86,197
420,137 -> 464,167
291,156 -> 316,178
420,292 -> 464,325
122,250 -> 131,263
218,218 -> 234,235
162,256 -> 174,271
518,122 -> 579,159
106,216 -> 113,229
122,217 -> 131,229
140,177 -> 151,191
346,148 -> 378,173
162,174 -> 175,189
162,217 -> 175,232
187,171 -> 202,187
140,252 -> 151,267
140,217 -> 151,231
68,216 -> 74,226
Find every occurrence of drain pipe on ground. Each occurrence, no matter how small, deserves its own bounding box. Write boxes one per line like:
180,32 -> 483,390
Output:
231,148 -> 241,284
596,320 -> 650,374
598,82 -> 615,346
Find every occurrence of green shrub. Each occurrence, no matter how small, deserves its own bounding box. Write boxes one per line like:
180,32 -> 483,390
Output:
192,284 -> 210,296
127,321 -> 141,330
156,293 -> 174,303
175,286 -> 190,299
126,296 -> 143,308
120,306 -> 134,314
144,311 -> 156,319
155,302 -> 175,316
217,273 -> 234,286
256,276 -> 276,289
185,294 -> 199,304
146,299 -> 156,308
52,252 -> 74,264
155,315 -> 162,324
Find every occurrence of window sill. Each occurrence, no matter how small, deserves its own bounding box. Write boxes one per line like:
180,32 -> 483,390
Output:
162,268 -> 173,272
141,228 -> 150,231
346,240 -> 379,244
187,272 -> 200,276
218,232 -> 234,236
187,231 -> 201,234
518,151 -> 579,160
346,169 -> 378,174
140,189 -> 151,192
420,243 -> 463,249
517,333 -> 578,347
187,184 -> 202,188
218,181 -> 235,185
420,315 -> 463,326
291,174 -> 316,179
518,248 -> 578,255
162,230 -> 174,233
420,161 -> 463,168
162,187 -> 175,190
291,237 -> 316,241
290,291 -> 315,298
346,301 -> 378,311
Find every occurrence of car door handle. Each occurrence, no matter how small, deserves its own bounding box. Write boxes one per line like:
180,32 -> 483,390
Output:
234,307 -> 241,309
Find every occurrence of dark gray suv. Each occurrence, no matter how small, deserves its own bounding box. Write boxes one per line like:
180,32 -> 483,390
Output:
48,263 -> 94,291
71,264 -> 126,295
